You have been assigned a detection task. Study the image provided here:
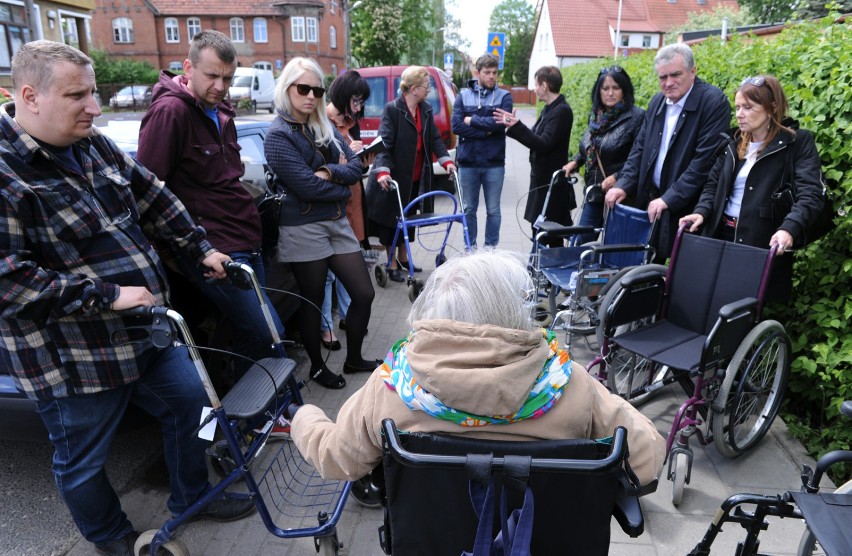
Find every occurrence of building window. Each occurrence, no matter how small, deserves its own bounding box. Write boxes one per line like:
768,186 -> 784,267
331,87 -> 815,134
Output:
331,63 -> 338,76
291,17 -> 305,42
0,4 -> 31,71
306,17 -> 318,43
253,18 -> 268,43
63,17 -> 81,48
331,0 -> 338,15
187,17 -> 201,41
620,34 -> 629,47
254,61 -> 273,71
113,17 -> 133,43
169,61 -> 182,71
330,26 -> 337,49
642,35 -> 652,47
165,18 -> 179,43
230,18 -> 245,42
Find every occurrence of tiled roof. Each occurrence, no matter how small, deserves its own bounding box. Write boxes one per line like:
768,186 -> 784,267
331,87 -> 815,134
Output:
546,0 -> 739,58
149,0 -> 323,16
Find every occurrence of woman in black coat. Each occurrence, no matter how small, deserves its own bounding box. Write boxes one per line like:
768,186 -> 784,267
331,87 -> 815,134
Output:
495,66 -> 573,245
366,66 -> 456,282
563,66 -> 645,243
680,75 -> 825,301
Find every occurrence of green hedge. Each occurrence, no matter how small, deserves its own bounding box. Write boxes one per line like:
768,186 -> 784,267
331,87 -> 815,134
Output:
560,15 -> 852,480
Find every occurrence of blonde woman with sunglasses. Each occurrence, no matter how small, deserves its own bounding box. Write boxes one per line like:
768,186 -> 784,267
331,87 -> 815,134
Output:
264,57 -> 381,389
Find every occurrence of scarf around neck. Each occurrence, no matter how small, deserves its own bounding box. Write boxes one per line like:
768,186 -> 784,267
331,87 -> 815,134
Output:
379,329 -> 572,427
586,102 -> 627,168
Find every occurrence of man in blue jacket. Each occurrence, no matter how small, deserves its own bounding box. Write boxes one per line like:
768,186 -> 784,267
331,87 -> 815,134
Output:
606,43 -> 731,259
451,54 -> 513,248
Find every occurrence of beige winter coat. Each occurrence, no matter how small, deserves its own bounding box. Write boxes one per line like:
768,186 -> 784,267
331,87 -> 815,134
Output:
292,319 -> 665,486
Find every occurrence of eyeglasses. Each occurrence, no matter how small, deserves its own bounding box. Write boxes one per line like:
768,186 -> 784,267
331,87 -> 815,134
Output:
600,66 -> 624,75
351,96 -> 365,107
417,84 -> 432,93
740,76 -> 765,87
293,83 -> 326,98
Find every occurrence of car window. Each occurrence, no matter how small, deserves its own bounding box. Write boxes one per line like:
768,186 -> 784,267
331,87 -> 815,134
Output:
363,77 -> 387,118
392,76 -> 440,116
238,132 -> 266,165
232,76 -> 253,88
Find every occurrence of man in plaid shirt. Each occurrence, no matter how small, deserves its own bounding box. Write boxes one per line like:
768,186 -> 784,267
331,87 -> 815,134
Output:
0,41 -> 254,555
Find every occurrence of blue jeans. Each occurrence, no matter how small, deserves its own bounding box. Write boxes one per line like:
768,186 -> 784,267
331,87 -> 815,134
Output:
177,250 -> 286,371
575,200 -> 604,245
459,166 -> 505,247
36,345 -> 210,544
321,270 -> 352,332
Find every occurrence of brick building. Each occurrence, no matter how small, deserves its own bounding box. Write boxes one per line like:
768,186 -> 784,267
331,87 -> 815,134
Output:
90,0 -> 351,76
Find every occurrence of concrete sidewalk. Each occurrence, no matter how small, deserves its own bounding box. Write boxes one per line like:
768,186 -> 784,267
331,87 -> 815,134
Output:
61,107 -> 828,556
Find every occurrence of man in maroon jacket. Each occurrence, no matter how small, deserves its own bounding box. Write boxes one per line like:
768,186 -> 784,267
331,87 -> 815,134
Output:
137,30 -> 285,377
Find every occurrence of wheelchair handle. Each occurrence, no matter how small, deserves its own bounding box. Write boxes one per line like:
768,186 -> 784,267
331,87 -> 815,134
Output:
381,419 -> 629,474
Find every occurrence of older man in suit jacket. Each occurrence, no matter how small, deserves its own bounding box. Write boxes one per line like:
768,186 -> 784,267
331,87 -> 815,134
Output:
606,43 -> 731,259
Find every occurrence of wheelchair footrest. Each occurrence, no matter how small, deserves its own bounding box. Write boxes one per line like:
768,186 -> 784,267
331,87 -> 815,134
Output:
221,357 -> 296,420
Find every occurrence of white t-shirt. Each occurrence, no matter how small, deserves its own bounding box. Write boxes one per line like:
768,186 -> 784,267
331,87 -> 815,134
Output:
725,141 -> 763,218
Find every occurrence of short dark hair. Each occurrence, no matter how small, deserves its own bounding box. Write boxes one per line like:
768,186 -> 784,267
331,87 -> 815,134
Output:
328,70 -> 371,119
534,66 -> 562,94
591,66 -> 636,113
11,40 -> 92,94
188,30 -> 237,66
475,54 -> 499,71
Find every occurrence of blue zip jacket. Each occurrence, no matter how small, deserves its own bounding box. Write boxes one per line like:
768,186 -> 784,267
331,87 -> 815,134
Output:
451,80 -> 513,167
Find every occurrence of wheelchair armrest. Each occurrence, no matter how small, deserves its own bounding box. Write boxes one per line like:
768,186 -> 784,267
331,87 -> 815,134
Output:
620,269 -> 665,290
718,297 -> 758,321
536,225 -> 597,239
613,485 -> 644,537
589,242 -> 651,255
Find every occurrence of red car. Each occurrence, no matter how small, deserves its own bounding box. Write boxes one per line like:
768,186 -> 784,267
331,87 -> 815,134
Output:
356,65 -> 457,179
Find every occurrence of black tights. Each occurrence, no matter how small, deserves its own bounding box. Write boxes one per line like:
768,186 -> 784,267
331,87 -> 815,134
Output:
289,251 -> 375,370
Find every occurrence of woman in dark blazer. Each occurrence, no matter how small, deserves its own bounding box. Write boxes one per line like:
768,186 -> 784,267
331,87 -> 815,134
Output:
495,66 -> 574,245
680,75 -> 824,301
366,66 -> 456,282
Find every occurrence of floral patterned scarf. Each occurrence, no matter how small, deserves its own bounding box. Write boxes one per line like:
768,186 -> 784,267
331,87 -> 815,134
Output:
379,329 -> 572,427
585,102 -> 627,169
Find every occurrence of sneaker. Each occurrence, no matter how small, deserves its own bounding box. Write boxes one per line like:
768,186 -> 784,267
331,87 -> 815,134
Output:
185,492 -> 256,523
94,531 -> 140,556
253,415 -> 291,441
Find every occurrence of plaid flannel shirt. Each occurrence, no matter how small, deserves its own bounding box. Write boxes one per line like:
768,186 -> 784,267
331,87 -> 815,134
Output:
0,103 -> 215,401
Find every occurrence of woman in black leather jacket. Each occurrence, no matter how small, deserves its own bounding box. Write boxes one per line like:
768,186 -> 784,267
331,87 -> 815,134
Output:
564,66 -> 645,243
680,74 -> 824,300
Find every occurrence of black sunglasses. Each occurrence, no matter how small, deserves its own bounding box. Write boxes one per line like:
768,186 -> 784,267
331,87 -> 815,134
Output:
293,83 -> 326,98
600,66 -> 624,75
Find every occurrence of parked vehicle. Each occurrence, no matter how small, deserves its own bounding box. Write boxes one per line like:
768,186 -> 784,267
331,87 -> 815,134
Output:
108,85 -> 152,109
229,67 -> 276,113
355,65 -> 457,180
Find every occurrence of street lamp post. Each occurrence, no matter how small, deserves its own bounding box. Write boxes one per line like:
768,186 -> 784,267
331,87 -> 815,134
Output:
344,0 -> 364,71
431,26 -> 446,68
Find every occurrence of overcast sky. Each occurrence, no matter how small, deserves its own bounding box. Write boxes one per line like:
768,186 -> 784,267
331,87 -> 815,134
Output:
448,0 -> 537,56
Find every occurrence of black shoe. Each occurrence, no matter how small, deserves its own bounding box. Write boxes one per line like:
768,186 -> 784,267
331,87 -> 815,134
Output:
95,531 -> 140,556
321,336 -> 341,350
339,319 -> 367,335
388,268 -> 405,282
343,359 -> 383,374
311,365 -> 347,389
187,492 -> 256,523
397,258 -> 422,272
350,475 -> 383,509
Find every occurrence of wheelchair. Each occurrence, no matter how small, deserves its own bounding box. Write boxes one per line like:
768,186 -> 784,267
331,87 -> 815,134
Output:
594,225 -> 791,505
376,419 -> 651,555
529,179 -> 656,350
690,400 -> 852,556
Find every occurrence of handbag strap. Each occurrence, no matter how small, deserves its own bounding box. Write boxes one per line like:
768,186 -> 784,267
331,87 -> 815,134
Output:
595,147 -> 607,179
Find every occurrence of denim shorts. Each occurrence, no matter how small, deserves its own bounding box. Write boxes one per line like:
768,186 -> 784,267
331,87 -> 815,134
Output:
276,218 -> 361,262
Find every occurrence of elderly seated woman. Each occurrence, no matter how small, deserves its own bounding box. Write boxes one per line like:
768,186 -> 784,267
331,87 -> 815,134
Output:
290,250 -> 665,489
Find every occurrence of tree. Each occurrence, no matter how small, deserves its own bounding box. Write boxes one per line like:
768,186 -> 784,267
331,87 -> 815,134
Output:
350,0 -> 434,67
796,0 -> 852,19
736,0 -> 796,24
488,0 -> 536,85
666,5 -> 758,43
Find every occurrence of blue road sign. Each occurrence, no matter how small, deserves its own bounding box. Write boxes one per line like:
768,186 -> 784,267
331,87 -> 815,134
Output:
487,32 -> 506,70
444,52 -> 454,69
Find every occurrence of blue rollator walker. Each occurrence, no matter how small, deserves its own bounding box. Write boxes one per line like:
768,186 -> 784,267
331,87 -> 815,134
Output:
528,170 -> 656,350
374,167 -> 471,302
131,262 -> 350,556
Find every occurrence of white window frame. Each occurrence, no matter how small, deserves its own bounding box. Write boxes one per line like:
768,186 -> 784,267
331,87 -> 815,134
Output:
620,33 -> 629,47
291,16 -> 305,42
330,25 -> 337,49
331,63 -> 338,76
187,17 -> 201,41
165,17 -> 179,43
230,17 -> 245,43
112,17 -> 133,44
642,35 -> 652,47
253,17 -> 268,43
331,0 -> 338,15
306,17 -> 318,43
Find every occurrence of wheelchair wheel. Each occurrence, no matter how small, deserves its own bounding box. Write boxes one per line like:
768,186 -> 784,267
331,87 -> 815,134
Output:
797,479 -> 852,555
408,279 -> 424,303
374,264 -> 388,288
671,452 -> 688,506
532,300 -> 553,328
435,253 -> 447,267
597,264 -> 667,405
315,534 -> 341,556
135,530 -> 188,556
712,320 -> 790,458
